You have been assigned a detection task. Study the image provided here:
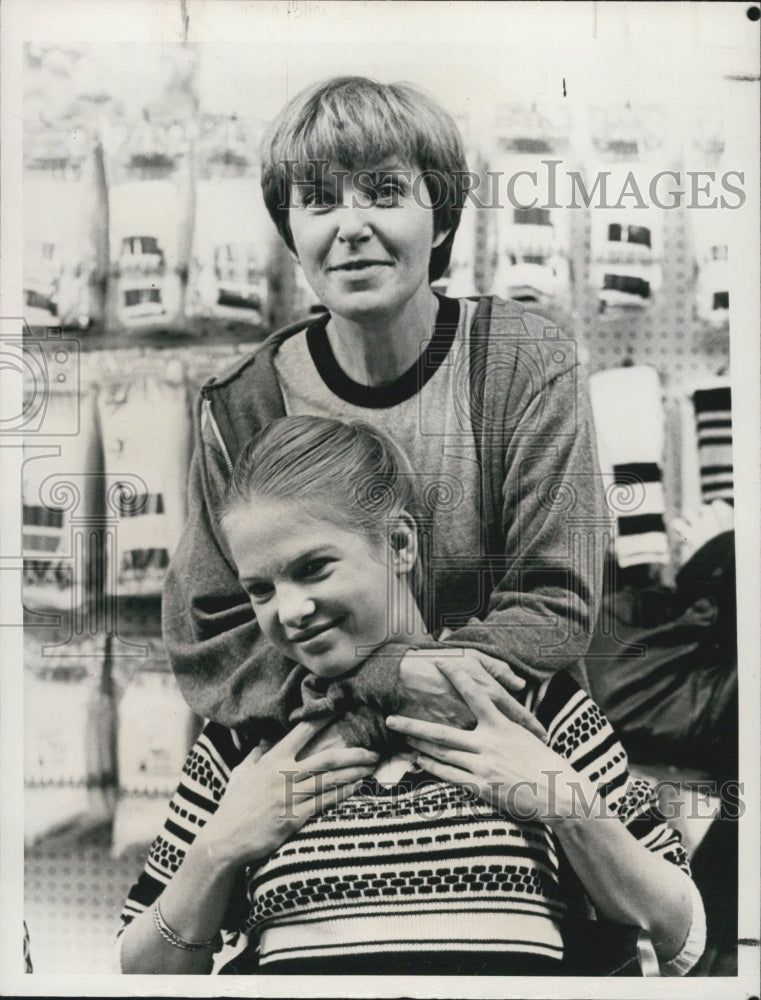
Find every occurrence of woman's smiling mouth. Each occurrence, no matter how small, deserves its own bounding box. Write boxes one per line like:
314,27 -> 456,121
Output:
328,260 -> 392,272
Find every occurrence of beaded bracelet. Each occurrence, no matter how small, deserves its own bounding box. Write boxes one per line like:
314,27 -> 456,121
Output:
151,899 -> 218,952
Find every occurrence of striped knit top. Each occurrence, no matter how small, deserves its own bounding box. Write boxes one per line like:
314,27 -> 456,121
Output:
118,670 -> 695,974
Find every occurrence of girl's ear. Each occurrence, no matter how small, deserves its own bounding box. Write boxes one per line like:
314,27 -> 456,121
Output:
431,226 -> 452,250
389,512 -> 418,577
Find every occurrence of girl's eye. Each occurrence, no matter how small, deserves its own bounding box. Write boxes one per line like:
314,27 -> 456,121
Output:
248,582 -> 274,602
301,557 -> 332,578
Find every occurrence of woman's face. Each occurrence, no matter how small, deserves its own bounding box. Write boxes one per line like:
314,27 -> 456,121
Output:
225,497 -> 397,679
287,159 -> 449,322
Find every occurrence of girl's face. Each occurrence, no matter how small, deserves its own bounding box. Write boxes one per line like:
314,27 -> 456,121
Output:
226,497 -> 402,679
287,159 -> 449,323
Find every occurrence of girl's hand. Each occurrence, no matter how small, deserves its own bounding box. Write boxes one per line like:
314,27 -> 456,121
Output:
197,719 -> 379,869
387,661 -> 586,824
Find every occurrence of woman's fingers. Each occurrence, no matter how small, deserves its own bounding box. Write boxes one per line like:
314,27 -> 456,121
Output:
434,660 -> 501,718
437,661 -> 546,741
469,650 -> 526,692
385,712 -> 475,750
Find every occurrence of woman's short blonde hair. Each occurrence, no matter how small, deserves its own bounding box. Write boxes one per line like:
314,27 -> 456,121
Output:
260,76 -> 469,283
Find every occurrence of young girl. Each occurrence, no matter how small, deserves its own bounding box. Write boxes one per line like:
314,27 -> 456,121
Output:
118,416 -> 704,976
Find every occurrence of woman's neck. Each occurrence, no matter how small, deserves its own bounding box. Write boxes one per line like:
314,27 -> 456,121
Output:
326,286 -> 439,386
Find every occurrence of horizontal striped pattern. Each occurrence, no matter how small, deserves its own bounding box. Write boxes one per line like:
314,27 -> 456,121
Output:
118,675 -> 691,971
693,386 -> 733,505
611,463 -> 668,568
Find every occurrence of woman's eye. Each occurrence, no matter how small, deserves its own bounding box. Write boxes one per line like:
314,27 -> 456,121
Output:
248,583 -> 274,601
377,181 -> 402,204
300,188 -> 336,210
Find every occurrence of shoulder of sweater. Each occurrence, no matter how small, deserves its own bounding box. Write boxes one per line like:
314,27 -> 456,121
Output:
475,295 -> 581,384
199,314 -> 317,396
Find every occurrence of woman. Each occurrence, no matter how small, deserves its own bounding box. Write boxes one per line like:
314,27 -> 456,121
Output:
119,417 -> 704,975
163,75 -> 607,750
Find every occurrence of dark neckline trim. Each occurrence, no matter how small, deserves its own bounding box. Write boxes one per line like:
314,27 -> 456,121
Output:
306,294 -> 461,409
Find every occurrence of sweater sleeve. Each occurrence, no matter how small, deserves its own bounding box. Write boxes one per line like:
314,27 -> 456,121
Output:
117,723 -> 247,945
534,670 -> 705,974
163,396 -> 408,745
437,341 -> 609,686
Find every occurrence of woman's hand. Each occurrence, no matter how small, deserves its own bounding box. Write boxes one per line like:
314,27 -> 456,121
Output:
398,647 -> 546,742
388,659 -> 579,823
198,719 -> 379,869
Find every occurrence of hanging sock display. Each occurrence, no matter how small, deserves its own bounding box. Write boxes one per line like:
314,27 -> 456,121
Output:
97,370 -> 192,597
22,388 -> 102,613
693,383 -> 733,506
23,634 -> 107,846
589,365 -> 669,569
189,178 -> 273,326
109,180 -> 182,330
111,665 -> 198,856
672,378 -> 733,514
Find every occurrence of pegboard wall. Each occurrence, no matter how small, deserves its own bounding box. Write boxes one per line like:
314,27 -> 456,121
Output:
21,100 -> 736,977
569,182 -> 730,388
25,839 -> 145,974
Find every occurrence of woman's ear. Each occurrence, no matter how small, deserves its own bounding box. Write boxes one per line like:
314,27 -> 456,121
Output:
389,512 -> 418,577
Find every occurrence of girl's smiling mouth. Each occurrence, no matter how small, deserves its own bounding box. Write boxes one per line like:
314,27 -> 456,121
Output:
288,618 -> 344,645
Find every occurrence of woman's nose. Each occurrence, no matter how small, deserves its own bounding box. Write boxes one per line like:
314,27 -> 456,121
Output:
276,585 -> 316,627
335,204 -> 372,245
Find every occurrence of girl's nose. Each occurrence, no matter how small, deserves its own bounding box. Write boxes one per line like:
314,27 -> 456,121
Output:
276,585 -> 316,628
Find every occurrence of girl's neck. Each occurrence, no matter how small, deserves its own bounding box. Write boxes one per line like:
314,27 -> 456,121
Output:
326,286 -> 439,386
387,583 -> 429,647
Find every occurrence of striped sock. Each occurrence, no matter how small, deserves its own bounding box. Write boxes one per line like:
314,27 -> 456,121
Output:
692,385 -> 733,505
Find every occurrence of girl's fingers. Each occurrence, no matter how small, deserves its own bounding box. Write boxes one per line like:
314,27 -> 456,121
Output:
407,735 -> 473,769
414,753 -> 477,789
385,713 -> 476,750
292,762 -> 377,791
297,746 -> 379,776
276,718 -> 333,756
308,776 -> 371,816
487,691 -> 547,741
318,764 -> 377,790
